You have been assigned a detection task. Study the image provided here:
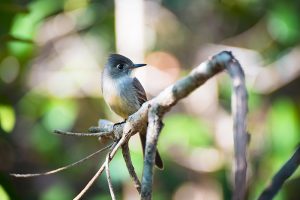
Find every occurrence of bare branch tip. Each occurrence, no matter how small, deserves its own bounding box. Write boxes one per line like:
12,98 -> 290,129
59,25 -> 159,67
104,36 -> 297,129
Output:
88,126 -> 101,133
9,144 -> 112,179
106,154 -> 116,200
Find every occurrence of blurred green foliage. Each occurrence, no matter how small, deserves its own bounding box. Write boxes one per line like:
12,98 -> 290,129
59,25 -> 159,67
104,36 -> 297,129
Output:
160,114 -> 212,149
0,185 -> 10,200
0,105 -> 15,133
41,183 -> 74,200
1,0 -> 300,199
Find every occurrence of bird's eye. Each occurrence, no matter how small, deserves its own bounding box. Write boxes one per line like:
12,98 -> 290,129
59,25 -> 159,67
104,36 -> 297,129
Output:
117,64 -> 124,70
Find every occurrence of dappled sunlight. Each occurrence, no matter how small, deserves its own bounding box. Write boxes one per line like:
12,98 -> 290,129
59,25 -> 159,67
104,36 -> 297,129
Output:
254,47 -> 300,94
169,146 -> 224,173
29,13 -> 101,97
136,51 -> 180,96
173,181 -> 222,200
215,112 -> 234,153
182,78 -> 218,118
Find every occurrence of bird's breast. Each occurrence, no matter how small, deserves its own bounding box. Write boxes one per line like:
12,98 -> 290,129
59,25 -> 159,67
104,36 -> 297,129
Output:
102,76 -> 139,118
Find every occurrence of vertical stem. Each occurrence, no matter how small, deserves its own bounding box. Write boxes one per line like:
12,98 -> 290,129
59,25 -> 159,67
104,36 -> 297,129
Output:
227,59 -> 248,200
141,106 -> 163,200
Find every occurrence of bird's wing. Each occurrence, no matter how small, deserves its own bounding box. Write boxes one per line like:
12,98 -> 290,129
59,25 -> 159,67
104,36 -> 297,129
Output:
133,78 -> 163,169
133,78 -> 147,106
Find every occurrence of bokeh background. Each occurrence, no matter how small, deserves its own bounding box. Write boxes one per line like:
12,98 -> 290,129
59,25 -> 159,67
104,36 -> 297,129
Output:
1,0 -> 300,199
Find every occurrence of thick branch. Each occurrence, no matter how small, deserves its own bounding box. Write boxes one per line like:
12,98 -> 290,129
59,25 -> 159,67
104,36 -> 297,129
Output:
227,58 -> 248,200
258,146 -> 300,200
141,105 -> 163,200
66,52 -> 233,144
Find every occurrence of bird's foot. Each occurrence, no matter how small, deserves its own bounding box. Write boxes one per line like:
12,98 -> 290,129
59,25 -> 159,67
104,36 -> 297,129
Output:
112,120 -> 126,140
113,120 -> 126,127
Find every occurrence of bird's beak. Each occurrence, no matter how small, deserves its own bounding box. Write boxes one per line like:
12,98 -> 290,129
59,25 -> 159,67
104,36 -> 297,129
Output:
131,63 -> 147,68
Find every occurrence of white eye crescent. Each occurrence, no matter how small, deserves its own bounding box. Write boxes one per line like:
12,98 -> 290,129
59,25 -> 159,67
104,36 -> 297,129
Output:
117,64 -> 124,70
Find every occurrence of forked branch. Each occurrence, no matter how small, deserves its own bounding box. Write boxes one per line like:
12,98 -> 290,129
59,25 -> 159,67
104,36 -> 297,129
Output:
73,51 -> 248,200
140,51 -> 248,200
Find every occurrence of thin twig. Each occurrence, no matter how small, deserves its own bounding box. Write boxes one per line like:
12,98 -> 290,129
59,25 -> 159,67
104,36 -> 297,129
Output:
73,159 -> 107,200
10,144 -> 112,178
122,142 -> 141,193
54,129 -> 108,137
73,131 -> 131,200
258,146 -> 300,200
105,154 -> 116,200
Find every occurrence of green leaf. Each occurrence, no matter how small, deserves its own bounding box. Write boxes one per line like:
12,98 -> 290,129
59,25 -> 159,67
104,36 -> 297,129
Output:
9,0 -> 63,56
0,105 -> 15,133
0,185 -> 10,200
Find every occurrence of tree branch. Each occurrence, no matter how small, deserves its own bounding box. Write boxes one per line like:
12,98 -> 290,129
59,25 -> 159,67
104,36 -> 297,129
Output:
73,123 -> 134,200
73,151 -> 112,200
122,143 -> 141,193
138,51 -> 248,200
54,129 -> 108,137
227,56 -> 248,200
10,144 -> 112,178
141,105 -> 163,200
258,146 -> 300,200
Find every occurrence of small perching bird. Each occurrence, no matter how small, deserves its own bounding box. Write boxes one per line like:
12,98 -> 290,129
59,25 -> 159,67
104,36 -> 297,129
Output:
101,54 -> 163,169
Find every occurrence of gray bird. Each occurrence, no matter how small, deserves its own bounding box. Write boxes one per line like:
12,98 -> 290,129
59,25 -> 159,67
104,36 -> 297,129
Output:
101,54 -> 163,169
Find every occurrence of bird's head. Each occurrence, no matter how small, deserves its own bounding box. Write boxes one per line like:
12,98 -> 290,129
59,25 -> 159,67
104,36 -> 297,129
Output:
105,54 -> 146,78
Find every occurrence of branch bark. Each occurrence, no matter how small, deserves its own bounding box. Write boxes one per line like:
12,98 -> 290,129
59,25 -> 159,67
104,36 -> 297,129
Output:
122,143 -> 141,193
227,57 -> 248,200
258,146 -> 300,200
141,105 -> 163,200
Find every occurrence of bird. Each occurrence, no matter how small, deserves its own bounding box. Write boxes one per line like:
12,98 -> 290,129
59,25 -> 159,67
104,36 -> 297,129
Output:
101,53 -> 163,169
